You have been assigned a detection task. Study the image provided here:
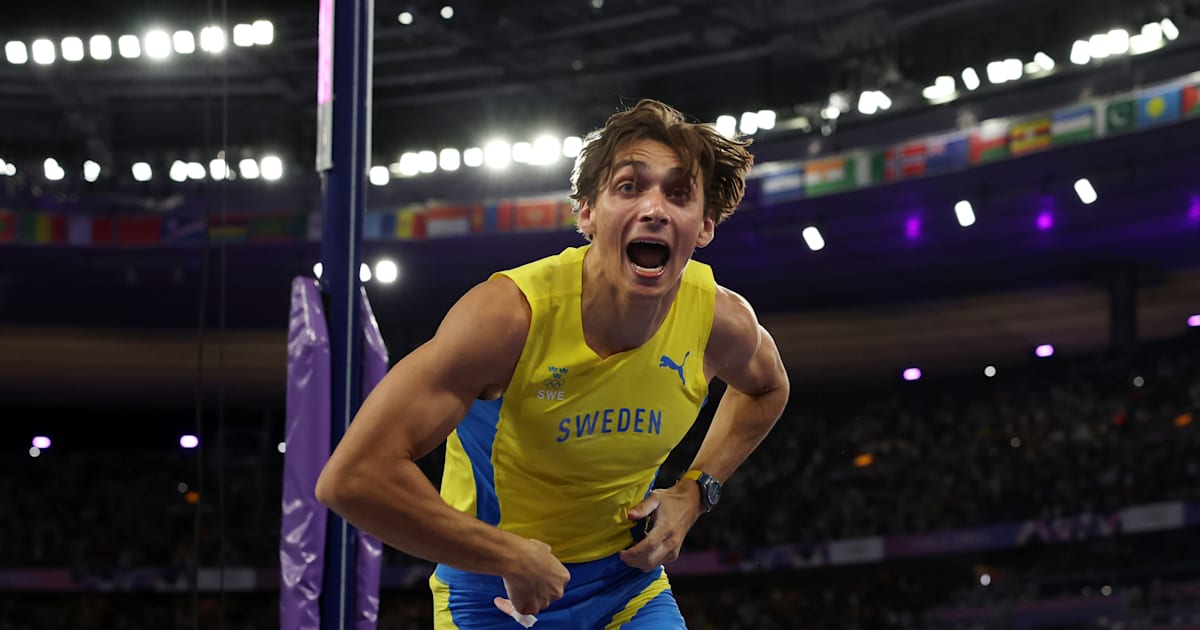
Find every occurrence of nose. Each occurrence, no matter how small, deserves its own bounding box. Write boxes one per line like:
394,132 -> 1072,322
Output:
638,191 -> 670,225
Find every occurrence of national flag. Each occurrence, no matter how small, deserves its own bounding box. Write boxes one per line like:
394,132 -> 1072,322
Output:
250,214 -> 306,242
514,198 -> 560,231
91,217 -> 117,244
67,215 -> 94,245
118,216 -> 163,245
362,211 -> 386,240
759,165 -> 805,205
161,216 -> 206,244
853,149 -> 887,186
469,204 -> 487,233
1009,116 -> 1052,156
804,156 -> 855,197
969,119 -> 1010,164
1103,97 -> 1136,134
423,204 -> 471,238
209,214 -> 247,243
1051,105 -> 1095,145
0,210 -> 14,243
558,200 -> 577,228
893,141 -> 928,179
394,205 -> 425,240
1137,86 -> 1181,127
21,213 -> 66,244
922,132 -> 969,173
1184,83 -> 1200,117
17,212 -> 38,243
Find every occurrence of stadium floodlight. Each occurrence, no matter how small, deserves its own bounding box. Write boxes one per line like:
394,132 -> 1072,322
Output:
511,142 -> 533,164
186,161 -> 205,180
984,365 -> 997,377
89,35 -> 112,60
1073,178 -> 1097,204
1106,29 -> 1130,55
83,160 -> 101,182
756,109 -> 776,130
277,442 -> 286,453
715,115 -> 737,138
1070,40 -> 1090,64
1035,344 -> 1055,358
118,35 -> 141,59
1033,51 -> 1055,71
876,91 -> 892,110
359,263 -> 372,282
398,152 -> 420,176
173,31 -> 195,54
61,37 -> 85,61
980,574 -> 992,586
562,136 -> 583,159
32,436 -> 51,449
169,160 -> 189,182
31,39 -> 56,65
1003,58 -> 1022,81
252,20 -> 274,46
739,111 -> 759,135
1089,34 -> 1110,59
199,26 -> 226,53
439,148 -> 461,171
1188,314 -> 1200,328
43,158 -> 65,181
1161,18 -> 1179,41
986,61 -> 1006,84
463,147 -> 484,168
260,155 -> 283,180
29,447 -> 41,458
180,434 -> 200,449
233,24 -> 255,47
902,367 -> 922,382
144,30 -> 172,59
484,140 -> 512,169
132,162 -> 153,181
441,5 -> 455,19
209,158 -> 228,180
4,163 -> 14,176
398,12 -> 414,25
312,262 -> 323,279
801,226 -> 825,251
961,67 -> 980,90
369,165 -> 389,186
954,200 -> 976,227
375,260 -> 399,284
531,135 -> 560,165
820,106 -> 840,120
5,41 -> 29,64
417,150 -> 437,173
238,158 -> 260,179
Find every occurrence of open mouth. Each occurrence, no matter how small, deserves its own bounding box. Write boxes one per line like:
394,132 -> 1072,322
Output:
625,239 -> 671,275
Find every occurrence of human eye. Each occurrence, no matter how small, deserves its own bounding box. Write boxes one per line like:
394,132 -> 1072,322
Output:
615,180 -> 636,194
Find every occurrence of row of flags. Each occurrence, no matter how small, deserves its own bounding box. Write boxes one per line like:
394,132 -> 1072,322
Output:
2,77 -> 1198,247
755,77 -> 1200,206
0,197 -> 576,246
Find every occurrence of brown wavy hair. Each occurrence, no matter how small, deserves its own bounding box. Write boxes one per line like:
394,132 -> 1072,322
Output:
570,99 -> 754,227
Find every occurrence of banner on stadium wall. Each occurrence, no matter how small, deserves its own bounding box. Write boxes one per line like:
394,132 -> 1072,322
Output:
4,75 -> 1200,247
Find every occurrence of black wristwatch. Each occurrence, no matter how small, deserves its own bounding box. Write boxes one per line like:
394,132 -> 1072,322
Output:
680,470 -> 721,512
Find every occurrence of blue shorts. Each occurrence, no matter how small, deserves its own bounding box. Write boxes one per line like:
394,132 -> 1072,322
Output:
429,553 -> 687,629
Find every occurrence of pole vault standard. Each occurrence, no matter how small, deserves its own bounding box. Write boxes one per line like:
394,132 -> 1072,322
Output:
279,0 -> 382,627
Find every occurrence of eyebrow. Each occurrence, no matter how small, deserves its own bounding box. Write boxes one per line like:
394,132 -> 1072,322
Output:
609,160 -> 690,181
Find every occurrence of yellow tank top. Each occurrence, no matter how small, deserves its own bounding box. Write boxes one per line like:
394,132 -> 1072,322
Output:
438,245 -> 715,563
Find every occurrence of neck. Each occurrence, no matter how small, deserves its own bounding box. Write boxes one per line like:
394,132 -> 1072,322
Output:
580,248 -> 680,358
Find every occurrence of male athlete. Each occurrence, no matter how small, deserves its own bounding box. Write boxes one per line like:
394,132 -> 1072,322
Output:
317,99 -> 789,628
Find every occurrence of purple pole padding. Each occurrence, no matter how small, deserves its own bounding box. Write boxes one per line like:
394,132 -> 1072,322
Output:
354,286 -> 388,629
281,277 -> 332,630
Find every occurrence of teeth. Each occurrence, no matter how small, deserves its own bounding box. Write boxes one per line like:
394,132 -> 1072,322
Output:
633,264 -> 666,273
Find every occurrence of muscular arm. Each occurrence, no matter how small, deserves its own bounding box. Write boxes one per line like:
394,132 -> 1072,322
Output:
691,285 -> 790,483
315,276 -> 535,577
619,285 -> 788,570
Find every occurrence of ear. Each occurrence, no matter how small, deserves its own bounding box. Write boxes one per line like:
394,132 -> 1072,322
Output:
576,199 -> 596,239
695,215 -> 716,248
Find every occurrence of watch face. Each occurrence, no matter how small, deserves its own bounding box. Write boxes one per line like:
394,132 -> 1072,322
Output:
705,482 -> 721,507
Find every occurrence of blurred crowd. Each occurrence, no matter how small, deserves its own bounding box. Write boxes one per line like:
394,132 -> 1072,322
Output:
0,336 -> 1197,628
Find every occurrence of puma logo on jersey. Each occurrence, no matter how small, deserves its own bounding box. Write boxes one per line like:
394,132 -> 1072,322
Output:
659,351 -> 690,386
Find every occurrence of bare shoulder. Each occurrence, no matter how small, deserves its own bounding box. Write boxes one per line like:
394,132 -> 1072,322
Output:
425,274 -> 531,392
706,284 -> 762,372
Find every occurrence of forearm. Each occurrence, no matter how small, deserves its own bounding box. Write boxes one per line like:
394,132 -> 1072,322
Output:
688,384 -> 788,482
317,460 -> 526,576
